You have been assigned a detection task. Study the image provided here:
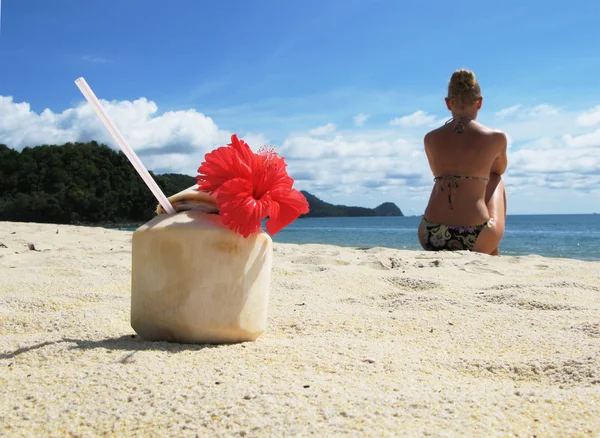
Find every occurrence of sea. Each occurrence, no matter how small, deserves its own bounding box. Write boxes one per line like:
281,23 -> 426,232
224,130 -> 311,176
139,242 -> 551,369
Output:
270,214 -> 600,262
116,214 -> 600,262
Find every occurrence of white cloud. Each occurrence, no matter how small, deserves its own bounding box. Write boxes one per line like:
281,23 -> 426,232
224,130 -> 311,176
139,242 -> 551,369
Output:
509,129 -> 600,176
526,104 -> 559,117
576,105 -> 600,127
240,132 -> 269,150
82,55 -> 112,64
353,113 -> 370,127
563,129 -> 600,149
389,110 -> 437,128
279,130 -> 431,200
308,123 -> 336,136
505,132 -> 514,149
495,104 -> 521,118
498,105 -> 600,186
494,103 -> 559,120
0,95 -> 232,175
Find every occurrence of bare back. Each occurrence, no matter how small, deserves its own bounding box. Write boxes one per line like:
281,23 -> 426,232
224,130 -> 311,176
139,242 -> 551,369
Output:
423,120 -> 507,226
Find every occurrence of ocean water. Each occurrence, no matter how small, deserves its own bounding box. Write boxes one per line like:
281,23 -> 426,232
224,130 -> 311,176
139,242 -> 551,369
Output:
271,214 -> 600,261
115,214 -> 600,261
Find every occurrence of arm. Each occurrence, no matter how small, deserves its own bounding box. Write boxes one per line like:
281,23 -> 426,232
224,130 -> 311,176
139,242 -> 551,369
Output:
423,132 -> 435,174
490,132 -> 508,175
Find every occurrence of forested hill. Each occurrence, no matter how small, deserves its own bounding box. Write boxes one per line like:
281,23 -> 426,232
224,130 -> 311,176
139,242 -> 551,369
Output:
0,142 -> 195,224
0,142 -> 403,224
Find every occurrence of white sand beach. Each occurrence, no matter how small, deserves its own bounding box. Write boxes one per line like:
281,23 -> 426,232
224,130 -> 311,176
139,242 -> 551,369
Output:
1,221 -> 599,436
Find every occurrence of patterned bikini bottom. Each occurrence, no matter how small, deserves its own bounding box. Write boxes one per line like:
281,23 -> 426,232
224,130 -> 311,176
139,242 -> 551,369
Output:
420,216 -> 494,251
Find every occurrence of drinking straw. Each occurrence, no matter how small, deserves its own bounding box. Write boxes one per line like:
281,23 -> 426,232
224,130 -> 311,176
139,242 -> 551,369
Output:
74,77 -> 175,215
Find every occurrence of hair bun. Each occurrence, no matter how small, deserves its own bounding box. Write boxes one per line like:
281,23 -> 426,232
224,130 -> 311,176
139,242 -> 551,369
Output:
447,69 -> 481,105
452,69 -> 476,90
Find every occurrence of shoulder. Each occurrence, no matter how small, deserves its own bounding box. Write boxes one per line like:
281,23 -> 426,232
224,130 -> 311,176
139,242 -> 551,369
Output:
424,130 -> 434,145
478,124 -> 507,148
424,125 -> 444,145
490,130 -> 508,149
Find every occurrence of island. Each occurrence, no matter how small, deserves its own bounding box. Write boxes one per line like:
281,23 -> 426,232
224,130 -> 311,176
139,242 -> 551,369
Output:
0,142 -> 403,224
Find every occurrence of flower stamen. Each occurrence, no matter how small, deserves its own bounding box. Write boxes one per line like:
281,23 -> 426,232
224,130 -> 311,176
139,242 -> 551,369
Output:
258,145 -> 278,167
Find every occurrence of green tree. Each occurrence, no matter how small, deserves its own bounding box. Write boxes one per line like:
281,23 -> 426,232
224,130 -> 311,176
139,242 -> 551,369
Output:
0,142 -> 197,224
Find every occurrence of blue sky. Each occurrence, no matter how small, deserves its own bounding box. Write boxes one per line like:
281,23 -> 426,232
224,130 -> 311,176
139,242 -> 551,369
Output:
1,0 -> 600,214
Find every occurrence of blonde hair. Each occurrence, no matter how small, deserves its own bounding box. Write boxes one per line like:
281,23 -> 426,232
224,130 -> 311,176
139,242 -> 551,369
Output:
447,69 -> 482,106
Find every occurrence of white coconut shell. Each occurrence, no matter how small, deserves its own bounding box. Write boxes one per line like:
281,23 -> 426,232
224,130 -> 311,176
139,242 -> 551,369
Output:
131,209 -> 272,344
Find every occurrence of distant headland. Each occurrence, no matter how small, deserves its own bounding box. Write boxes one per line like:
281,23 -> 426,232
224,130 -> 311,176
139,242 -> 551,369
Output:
300,191 -> 403,218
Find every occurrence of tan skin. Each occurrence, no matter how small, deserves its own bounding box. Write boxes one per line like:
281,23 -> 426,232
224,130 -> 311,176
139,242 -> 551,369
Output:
417,96 -> 508,255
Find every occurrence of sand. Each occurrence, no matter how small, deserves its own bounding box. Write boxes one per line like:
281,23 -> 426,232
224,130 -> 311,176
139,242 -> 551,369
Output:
1,221 -> 599,437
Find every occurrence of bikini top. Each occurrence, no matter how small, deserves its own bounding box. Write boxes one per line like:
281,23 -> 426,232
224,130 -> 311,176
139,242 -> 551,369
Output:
434,175 -> 489,210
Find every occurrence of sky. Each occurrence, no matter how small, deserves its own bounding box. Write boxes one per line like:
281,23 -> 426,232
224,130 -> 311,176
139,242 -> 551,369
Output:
1,0 -> 600,215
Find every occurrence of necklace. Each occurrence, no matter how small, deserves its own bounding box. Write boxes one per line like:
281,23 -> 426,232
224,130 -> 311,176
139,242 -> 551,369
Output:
445,116 -> 472,134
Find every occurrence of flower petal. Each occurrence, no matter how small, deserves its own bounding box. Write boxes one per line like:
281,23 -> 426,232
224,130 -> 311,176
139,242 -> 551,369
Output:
229,134 -> 256,170
265,189 -> 309,236
253,153 -> 293,199
217,178 -> 270,238
196,145 -> 252,195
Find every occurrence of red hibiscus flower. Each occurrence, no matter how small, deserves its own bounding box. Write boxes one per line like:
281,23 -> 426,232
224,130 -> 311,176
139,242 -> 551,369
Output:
196,135 -> 309,238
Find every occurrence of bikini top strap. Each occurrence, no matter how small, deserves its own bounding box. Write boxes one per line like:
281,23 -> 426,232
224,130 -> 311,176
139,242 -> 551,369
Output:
433,175 -> 489,182
433,175 -> 489,210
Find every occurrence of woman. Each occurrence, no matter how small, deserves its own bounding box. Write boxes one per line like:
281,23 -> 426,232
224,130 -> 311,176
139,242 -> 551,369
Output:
418,69 -> 508,255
